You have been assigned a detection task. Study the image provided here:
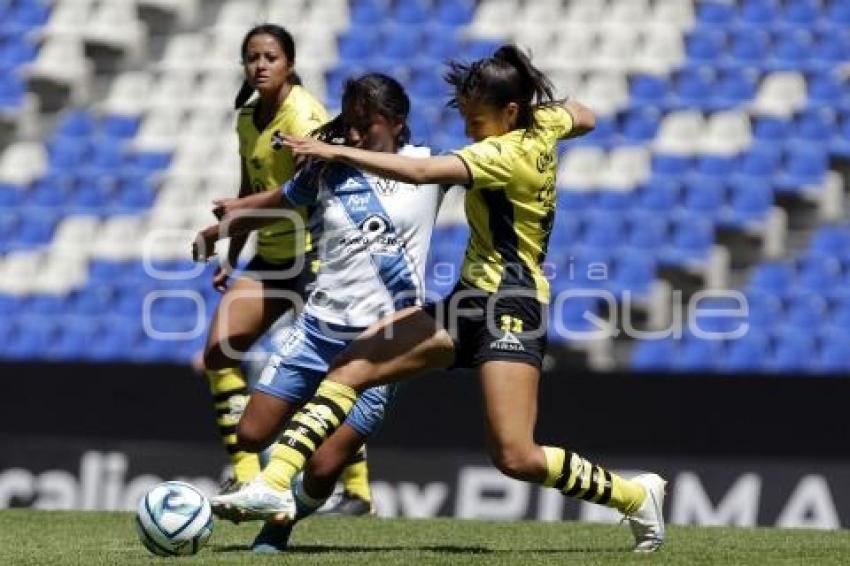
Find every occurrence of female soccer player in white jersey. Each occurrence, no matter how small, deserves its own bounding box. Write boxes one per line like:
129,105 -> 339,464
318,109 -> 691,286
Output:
231,45 -> 668,553
194,73 -> 447,552
202,24 -> 374,509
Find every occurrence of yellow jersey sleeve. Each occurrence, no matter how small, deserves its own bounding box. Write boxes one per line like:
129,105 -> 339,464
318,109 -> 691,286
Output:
533,105 -> 574,140
453,139 -> 516,191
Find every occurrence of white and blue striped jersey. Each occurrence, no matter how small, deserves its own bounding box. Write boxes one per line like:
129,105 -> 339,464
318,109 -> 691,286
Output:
282,145 -> 444,327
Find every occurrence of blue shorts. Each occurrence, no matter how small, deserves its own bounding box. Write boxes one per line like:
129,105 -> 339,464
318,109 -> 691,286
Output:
254,313 -> 394,438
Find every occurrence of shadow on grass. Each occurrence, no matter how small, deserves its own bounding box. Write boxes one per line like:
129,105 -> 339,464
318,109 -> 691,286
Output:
212,543 -> 630,555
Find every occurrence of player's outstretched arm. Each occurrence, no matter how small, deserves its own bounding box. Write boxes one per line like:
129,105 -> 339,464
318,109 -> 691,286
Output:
283,134 -> 471,186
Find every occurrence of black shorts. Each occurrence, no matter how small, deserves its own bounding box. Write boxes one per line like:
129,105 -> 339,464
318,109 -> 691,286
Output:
241,253 -> 317,301
423,281 -> 548,370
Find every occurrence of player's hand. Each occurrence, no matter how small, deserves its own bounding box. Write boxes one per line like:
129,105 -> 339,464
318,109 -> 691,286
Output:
192,225 -> 219,262
211,264 -> 230,293
283,134 -> 340,161
212,197 -> 242,221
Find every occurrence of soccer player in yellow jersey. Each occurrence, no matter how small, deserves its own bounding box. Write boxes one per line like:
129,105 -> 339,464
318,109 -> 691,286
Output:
202,24 -> 373,515
248,45 -> 667,552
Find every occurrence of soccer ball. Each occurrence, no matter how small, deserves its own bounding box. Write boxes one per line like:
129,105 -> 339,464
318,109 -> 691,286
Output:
135,481 -> 214,556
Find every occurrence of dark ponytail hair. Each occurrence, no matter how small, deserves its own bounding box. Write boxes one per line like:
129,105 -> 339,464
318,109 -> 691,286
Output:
234,23 -> 302,109
444,44 -> 555,132
313,73 -> 411,148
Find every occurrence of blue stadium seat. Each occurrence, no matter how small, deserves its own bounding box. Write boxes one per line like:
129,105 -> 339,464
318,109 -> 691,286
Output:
16,207 -> 59,246
550,213 -> 582,247
8,1 -> 49,27
685,30 -> 726,64
652,155 -> 691,179
752,117 -> 793,143
551,295 -> 601,340
556,190 -> 596,213
620,108 -> 660,143
681,178 -> 725,218
693,296 -> 750,334
818,336 -> 850,372
785,292 -> 829,327
831,114 -> 850,158
771,329 -> 816,373
697,1 -> 736,26
661,217 -> 714,264
47,136 -> 90,170
102,115 -> 141,139
55,111 -> 96,138
783,0 -> 821,27
378,25 -> 421,62
350,0 -> 385,25
676,335 -> 723,371
434,0 -> 474,25
793,108 -> 836,147
809,225 -> 850,255
739,0 -> 779,27
743,292 -> 783,330
775,145 -> 828,193
629,75 -> 669,108
723,182 -> 773,225
806,72 -> 847,111
710,69 -> 759,110
694,155 -> 737,180
625,213 -> 668,250
409,63 -> 448,102
570,117 -> 616,148
393,0 -> 431,25
795,255 -> 842,295
595,191 -> 635,211
748,262 -> 795,296
132,151 -> 172,172
49,318 -> 100,361
825,0 -> 850,25
766,29 -> 813,72
0,74 -> 24,109
727,29 -> 770,70
810,30 -> 850,72
632,338 -> 677,371
30,172 -> 75,208
610,254 -> 656,298
669,67 -> 715,110
421,24 -> 461,60
338,30 -> 376,63
636,178 -> 680,213
582,211 -> 626,249
724,331 -> 770,372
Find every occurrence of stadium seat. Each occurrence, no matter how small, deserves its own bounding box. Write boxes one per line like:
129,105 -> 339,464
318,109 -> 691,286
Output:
682,178 -> 725,218
696,1 -> 736,27
660,217 -> 714,265
724,182 -> 773,226
556,147 -> 605,190
748,262 -> 795,295
668,66 -> 715,110
709,70 -> 759,112
775,146 -> 828,193
724,331 -> 770,372
610,254 -> 657,298
739,0 -> 779,27
726,29 -> 770,70
685,29 -> 726,64
750,72 -> 807,118
620,108 -> 661,143
783,0 -> 820,26
629,75 -> 669,108
771,329 -> 816,373
653,110 -> 705,155
631,338 -> 677,371
806,72 -> 847,111
633,26 -> 685,76
766,30 -> 813,72
676,335 -> 723,372
433,0 -> 475,26
743,292 -> 783,330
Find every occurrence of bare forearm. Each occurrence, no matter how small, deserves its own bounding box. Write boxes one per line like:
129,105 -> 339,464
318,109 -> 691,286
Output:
333,146 -> 435,184
226,232 -> 249,266
562,100 -> 596,138
220,190 -> 290,238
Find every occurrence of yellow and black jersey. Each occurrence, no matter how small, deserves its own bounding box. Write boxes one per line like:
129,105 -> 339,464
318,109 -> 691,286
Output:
453,105 -> 574,303
237,85 -> 329,262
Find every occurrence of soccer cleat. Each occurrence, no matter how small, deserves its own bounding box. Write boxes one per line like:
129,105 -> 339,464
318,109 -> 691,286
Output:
211,477 -> 297,523
251,520 -> 294,554
316,491 -> 374,517
625,473 -> 667,553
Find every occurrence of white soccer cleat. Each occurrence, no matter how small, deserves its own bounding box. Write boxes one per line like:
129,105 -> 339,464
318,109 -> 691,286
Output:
210,478 -> 296,523
626,473 -> 667,553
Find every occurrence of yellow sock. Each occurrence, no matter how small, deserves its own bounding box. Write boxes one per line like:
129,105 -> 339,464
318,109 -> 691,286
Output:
206,367 -> 260,483
542,446 -> 645,515
341,446 -> 372,502
263,380 -> 358,491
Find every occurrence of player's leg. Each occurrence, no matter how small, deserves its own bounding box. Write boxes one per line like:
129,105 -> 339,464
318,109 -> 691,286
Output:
204,275 -> 290,484
479,360 -> 665,552
262,306 -> 455,493
322,445 -> 373,515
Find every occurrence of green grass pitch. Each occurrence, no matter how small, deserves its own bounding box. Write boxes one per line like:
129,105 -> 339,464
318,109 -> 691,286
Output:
1,510 -> 849,565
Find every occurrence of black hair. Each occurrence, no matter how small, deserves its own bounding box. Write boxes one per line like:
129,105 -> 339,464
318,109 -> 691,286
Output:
444,44 -> 555,132
313,73 -> 411,147
234,24 -> 302,109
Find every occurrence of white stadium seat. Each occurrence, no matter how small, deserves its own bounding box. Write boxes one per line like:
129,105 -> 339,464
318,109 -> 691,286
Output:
466,0 -> 521,39
653,110 -> 707,156
632,25 -> 686,76
556,147 -> 606,190
101,71 -> 153,116
564,0 -> 608,23
146,72 -> 197,111
0,142 -> 47,186
302,0 -> 350,32
215,0 -> 264,33
574,73 -> 629,117
750,72 -> 808,118
650,0 -> 696,29
134,108 -> 186,153
592,24 -> 640,74
597,147 -> 652,190
546,26 -> 595,73
92,216 -> 148,260
40,0 -> 96,38
137,0 -> 200,28
24,36 -> 94,104
0,251 -> 45,294
608,0 -> 652,24
700,111 -> 753,156
84,0 -> 149,63
158,34 -> 207,73
196,69 -> 243,110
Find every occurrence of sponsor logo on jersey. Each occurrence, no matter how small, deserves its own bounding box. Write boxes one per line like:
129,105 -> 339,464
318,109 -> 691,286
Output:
489,330 -> 526,352
375,178 -> 399,196
346,193 -> 372,212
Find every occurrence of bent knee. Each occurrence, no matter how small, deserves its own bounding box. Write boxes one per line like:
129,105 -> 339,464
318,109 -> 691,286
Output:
490,446 -> 541,481
327,357 -> 376,390
236,421 -> 274,453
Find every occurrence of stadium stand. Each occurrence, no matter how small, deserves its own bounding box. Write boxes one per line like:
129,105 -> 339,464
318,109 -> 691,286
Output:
0,0 -> 847,373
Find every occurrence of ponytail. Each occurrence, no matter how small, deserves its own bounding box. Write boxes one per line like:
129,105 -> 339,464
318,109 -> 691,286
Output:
234,80 -> 255,110
445,44 -> 555,132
